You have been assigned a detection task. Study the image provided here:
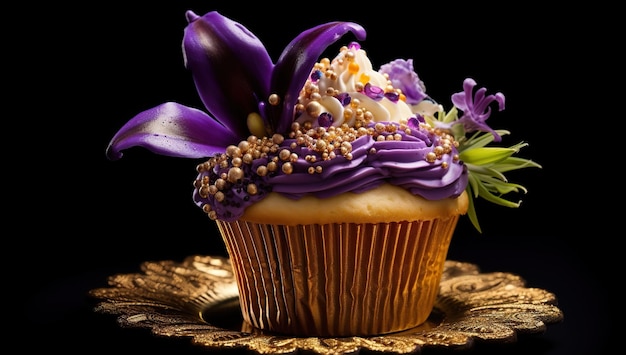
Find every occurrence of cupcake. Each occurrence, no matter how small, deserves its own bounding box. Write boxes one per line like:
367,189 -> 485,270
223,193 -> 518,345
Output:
106,10 -> 540,337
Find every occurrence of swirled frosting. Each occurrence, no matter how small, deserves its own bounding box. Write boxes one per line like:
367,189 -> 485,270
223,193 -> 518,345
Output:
193,42 -> 468,221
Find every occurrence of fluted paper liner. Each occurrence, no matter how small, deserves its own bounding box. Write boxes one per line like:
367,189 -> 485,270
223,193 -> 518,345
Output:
216,217 -> 459,337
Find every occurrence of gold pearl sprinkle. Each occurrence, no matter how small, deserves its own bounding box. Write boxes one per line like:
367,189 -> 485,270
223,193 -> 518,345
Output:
272,133 -> 284,145
227,167 -> 243,183
279,149 -> 291,161
199,186 -> 209,198
268,94 -> 280,106
306,101 -> 322,117
242,153 -> 253,164
238,140 -> 250,153
225,145 -> 240,158
426,152 -> 437,162
281,162 -> 293,174
247,184 -> 258,195
256,165 -> 268,176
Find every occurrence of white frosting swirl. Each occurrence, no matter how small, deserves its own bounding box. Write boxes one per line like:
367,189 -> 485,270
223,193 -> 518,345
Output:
294,43 -> 416,128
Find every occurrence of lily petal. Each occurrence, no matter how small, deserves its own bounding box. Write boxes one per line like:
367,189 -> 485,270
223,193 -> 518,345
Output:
270,21 -> 367,134
106,102 -> 240,160
183,11 -> 273,137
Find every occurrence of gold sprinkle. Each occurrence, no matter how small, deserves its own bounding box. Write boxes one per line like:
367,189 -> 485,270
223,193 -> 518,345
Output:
281,162 -> 293,174
256,165 -> 268,176
227,167 -> 243,183
199,186 -> 209,198
225,145 -> 240,158
279,149 -> 291,161
272,133 -> 284,145
268,94 -> 280,105
238,140 -> 250,153
306,101 -> 322,117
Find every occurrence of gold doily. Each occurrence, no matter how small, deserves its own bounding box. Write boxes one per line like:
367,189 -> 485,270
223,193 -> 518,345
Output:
89,255 -> 563,354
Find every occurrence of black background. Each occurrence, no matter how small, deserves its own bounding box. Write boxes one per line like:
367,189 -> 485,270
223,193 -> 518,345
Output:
14,2 -> 614,354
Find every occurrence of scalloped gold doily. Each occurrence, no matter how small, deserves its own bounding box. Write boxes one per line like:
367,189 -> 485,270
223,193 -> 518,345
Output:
89,255 -> 563,354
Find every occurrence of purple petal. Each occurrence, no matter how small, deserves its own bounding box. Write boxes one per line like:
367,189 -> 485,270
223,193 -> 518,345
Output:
379,59 -> 426,105
106,102 -> 240,160
269,21 -> 366,134
183,11 -> 273,137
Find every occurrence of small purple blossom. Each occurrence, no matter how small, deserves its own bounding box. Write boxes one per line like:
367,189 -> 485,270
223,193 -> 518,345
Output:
379,59 -> 426,105
451,78 -> 505,142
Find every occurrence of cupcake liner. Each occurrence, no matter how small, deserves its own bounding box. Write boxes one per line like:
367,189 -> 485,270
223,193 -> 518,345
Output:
216,217 -> 459,337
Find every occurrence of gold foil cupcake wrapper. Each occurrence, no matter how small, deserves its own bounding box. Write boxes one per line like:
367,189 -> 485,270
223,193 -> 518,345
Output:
216,217 -> 459,337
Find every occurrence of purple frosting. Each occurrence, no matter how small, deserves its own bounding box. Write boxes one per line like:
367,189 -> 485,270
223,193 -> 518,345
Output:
193,121 -> 468,221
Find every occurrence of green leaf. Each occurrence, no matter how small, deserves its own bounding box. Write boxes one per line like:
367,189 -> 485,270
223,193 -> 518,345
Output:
495,157 -> 542,173
460,130 -> 511,151
480,176 -> 528,195
475,181 -> 522,208
460,147 -> 517,165
465,186 -> 482,233
466,163 -> 508,182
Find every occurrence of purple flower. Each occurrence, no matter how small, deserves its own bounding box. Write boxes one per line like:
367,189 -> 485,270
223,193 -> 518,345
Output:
379,59 -> 426,105
106,11 -> 366,160
451,78 -> 505,142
